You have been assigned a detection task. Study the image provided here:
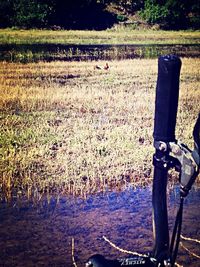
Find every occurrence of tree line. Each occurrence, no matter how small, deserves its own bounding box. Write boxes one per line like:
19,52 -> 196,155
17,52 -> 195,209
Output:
0,0 -> 199,30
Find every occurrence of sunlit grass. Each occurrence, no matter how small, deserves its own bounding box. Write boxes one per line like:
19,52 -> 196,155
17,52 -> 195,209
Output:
0,28 -> 200,45
0,58 -> 199,200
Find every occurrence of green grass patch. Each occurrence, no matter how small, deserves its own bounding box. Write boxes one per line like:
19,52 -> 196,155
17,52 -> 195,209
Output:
0,29 -> 200,45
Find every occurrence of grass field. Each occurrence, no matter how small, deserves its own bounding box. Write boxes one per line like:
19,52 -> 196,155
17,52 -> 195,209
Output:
0,28 -> 200,45
0,58 -> 200,200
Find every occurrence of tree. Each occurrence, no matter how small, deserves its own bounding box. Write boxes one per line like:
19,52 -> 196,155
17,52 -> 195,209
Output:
0,0 -> 199,29
0,0 -> 14,28
12,0 -> 53,28
141,0 -> 168,25
49,0 -> 117,30
110,0 -> 144,13
141,0 -> 200,29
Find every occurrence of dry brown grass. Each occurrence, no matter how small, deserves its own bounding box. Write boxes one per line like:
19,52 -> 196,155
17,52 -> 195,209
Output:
0,58 -> 199,200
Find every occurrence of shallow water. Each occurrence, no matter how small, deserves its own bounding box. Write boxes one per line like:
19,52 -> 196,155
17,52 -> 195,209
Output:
0,186 -> 199,267
0,44 -> 199,62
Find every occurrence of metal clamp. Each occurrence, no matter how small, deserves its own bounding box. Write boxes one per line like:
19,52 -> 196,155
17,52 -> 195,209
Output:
154,139 -> 199,198
169,141 -> 198,196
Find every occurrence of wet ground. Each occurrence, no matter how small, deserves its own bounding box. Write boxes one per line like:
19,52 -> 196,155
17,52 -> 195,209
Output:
0,186 -> 200,267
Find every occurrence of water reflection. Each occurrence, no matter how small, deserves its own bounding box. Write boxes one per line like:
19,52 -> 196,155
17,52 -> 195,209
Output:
0,186 -> 199,267
0,44 -> 199,62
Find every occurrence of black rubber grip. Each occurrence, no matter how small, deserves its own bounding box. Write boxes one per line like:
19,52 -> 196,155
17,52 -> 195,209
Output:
153,55 -> 182,142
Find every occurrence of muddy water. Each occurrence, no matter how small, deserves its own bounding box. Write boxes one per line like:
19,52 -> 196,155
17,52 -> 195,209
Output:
0,186 -> 199,267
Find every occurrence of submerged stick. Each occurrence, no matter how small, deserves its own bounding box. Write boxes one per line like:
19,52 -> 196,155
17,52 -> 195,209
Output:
181,235 -> 200,244
102,235 -> 147,257
72,237 -> 78,267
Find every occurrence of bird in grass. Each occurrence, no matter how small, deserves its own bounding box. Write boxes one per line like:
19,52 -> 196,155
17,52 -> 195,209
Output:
94,64 -> 101,70
104,62 -> 109,70
94,63 -> 109,70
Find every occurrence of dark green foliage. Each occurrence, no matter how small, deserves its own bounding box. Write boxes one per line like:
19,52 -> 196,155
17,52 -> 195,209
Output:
0,0 -> 199,29
190,0 -> 200,29
12,0 -> 53,28
117,14 -> 127,22
0,0 -> 54,28
141,0 -> 200,29
140,0 -> 168,25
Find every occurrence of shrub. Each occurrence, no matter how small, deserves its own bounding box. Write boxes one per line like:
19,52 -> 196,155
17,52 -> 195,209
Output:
12,0 -> 53,28
140,0 -> 168,25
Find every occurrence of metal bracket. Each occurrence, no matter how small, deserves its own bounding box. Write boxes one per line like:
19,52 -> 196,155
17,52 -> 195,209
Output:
154,139 -> 199,197
169,141 -> 199,196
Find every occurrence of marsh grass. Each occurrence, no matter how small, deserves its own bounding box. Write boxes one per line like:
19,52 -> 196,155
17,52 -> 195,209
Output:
2,44 -> 200,63
0,58 -> 199,200
0,29 -> 199,63
0,29 -> 200,45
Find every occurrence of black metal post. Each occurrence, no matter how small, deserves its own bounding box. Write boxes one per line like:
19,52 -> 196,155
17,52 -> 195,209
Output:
152,150 -> 172,263
152,55 -> 182,264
